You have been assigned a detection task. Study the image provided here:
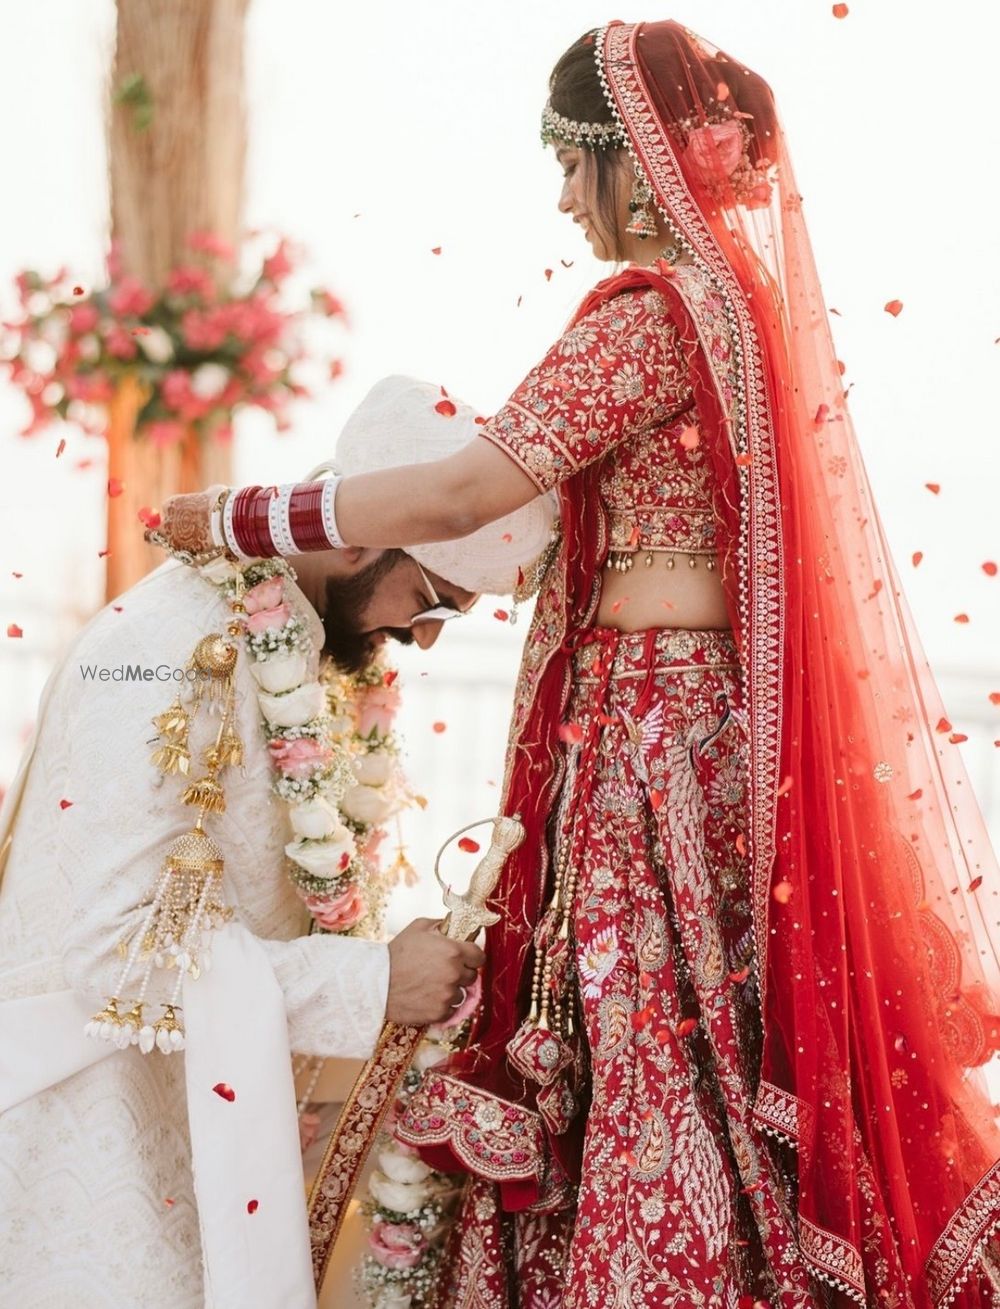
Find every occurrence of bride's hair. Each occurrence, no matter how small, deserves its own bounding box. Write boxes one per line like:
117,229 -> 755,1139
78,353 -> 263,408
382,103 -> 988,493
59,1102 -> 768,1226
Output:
548,33 -> 629,259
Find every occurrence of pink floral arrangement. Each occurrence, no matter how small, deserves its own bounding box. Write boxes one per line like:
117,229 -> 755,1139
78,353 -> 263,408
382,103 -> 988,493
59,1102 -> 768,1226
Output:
2,231 -> 346,442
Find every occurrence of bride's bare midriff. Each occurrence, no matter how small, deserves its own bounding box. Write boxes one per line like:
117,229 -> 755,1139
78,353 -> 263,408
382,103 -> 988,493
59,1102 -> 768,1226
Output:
595,556 -> 731,632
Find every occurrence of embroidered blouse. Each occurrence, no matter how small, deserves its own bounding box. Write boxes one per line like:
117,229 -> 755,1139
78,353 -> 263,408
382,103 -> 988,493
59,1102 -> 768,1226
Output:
480,284 -> 719,561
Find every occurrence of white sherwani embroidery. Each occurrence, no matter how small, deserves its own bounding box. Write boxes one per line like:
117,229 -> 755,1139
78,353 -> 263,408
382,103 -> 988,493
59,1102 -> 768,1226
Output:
0,559 -> 390,1308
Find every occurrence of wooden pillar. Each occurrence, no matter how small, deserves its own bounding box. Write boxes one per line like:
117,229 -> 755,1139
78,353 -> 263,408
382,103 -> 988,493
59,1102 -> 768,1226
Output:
105,0 -> 249,600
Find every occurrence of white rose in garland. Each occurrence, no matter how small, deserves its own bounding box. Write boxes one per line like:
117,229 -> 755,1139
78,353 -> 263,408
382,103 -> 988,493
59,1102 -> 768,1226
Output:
249,650 -> 308,694
288,795 -> 342,840
284,829 -> 357,879
377,1141 -> 432,1185
341,781 -> 398,827
354,749 -> 394,787
257,680 -> 326,728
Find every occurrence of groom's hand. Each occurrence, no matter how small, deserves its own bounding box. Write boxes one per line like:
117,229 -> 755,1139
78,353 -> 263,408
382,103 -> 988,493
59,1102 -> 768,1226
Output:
386,918 -> 485,1026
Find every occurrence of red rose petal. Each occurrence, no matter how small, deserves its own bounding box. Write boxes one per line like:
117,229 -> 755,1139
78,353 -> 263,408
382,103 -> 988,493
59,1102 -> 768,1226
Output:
678,424 -> 700,450
884,299 -> 904,317
457,837 -> 481,854
728,965 -> 751,984
814,403 -> 829,424
73,285 -> 85,296
434,399 -> 457,417
501,532 -> 513,543
983,561 -> 998,577
735,453 -> 753,467
107,478 -> 124,498
137,506 -> 161,529
969,877 -> 984,893
675,1017 -> 697,1038
544,269 -> 553,282
55,438 -> 66,458
432,721 -> 447,734
431,246 -> 442,255
912,551 -> 923,567
630,1005 -> 655,1031
493,608 -> 509,622
949,733 -> 968,744
925,482 -> 941,495
772,880 -> 794,904
558,722 -> 584,746
776,775 -> 793,797
212,1082 -> 236,1102
98,548 -> 111,558
112,605 -> 124,613
59,799 -> 73,810
246,1199 -> 259,1214
832,4 -> 849,17
11,572 -> 22,579
907,788 -> 924,801
989,693 -> 1000,707
6,624 -> 23,639
649,788 -> 665,811
935,717 -> 952,734
954,613 -> 970,624
383,668 -> 398,687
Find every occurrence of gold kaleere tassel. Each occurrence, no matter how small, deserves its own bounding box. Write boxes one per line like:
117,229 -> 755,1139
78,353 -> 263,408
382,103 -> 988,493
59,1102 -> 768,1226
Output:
150,697 -> 191,776
86,631 -> 244,1056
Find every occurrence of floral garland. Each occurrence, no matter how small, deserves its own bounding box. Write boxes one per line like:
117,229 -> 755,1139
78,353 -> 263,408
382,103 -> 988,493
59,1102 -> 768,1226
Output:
2,230 -> 345,444
196,546 -> 472,1306
359,981 -> 480,1309
195,550 -> 411,940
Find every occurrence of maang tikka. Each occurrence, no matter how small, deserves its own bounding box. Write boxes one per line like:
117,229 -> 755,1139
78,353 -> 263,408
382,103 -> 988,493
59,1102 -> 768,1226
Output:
625,162 -> 658,240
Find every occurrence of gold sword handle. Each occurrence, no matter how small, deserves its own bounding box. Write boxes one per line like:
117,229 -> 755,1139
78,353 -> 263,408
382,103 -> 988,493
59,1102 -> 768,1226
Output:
439,814 -> 524,942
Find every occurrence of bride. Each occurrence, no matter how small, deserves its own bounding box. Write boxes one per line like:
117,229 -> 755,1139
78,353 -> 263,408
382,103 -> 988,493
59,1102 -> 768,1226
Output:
162,21 -> 1000,1307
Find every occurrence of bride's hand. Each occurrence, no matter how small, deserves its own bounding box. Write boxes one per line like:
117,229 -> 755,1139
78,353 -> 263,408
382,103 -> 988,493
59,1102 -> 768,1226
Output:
150,485 -> 225,555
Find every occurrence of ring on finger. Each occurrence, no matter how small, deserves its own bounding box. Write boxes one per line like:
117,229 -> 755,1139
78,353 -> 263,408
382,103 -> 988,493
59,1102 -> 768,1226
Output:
450,986 -> 467,1009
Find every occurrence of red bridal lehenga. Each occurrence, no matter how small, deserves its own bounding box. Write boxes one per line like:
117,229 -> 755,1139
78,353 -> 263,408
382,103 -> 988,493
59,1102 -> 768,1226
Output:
394,21 -> 1000,1309
211,20 -> 1000,1308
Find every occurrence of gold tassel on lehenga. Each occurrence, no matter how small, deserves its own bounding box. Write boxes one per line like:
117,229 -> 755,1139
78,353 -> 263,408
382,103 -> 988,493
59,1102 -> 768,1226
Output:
84,633 -> 242,1055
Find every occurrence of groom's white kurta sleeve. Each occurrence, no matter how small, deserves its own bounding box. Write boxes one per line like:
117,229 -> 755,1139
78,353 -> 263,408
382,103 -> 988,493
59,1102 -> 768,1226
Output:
50,562 -> 388,1064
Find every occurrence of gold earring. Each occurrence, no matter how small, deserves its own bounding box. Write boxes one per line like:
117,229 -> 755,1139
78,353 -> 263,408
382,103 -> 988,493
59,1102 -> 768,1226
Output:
625,163 -> 658,240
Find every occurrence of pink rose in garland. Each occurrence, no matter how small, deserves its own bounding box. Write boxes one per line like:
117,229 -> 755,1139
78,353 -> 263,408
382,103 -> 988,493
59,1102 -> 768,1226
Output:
268,736 -> 332,780
243,575 -> 284,612
244,575 -> 290,633
356,681 -> 402,738
368,1220 -> 429,1272
304,883 -> 366,933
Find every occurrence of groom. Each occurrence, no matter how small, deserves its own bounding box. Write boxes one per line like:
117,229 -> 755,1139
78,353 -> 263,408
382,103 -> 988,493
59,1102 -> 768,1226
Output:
0,391 -> 505,1307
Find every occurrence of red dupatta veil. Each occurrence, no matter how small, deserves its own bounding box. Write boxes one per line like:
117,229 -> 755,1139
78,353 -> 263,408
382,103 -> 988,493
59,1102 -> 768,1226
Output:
433,21 -> 1000,1306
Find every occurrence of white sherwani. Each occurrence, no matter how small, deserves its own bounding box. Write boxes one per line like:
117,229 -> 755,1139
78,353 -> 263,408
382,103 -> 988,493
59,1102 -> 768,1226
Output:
0,560 -> 390,1308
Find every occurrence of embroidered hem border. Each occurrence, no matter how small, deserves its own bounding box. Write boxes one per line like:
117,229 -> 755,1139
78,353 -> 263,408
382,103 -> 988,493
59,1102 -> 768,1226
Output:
307,1019 -> 424,1289
925,1157 -> 1000,1307
752,1078 -> 815,1152
799,1216 -> 866,1304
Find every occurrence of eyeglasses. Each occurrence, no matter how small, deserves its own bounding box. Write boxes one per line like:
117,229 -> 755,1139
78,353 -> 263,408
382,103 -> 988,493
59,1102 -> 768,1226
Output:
409,560 -> 467,627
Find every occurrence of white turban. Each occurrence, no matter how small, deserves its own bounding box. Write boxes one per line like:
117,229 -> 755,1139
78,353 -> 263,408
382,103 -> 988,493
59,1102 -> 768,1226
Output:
322,375 -> 558,597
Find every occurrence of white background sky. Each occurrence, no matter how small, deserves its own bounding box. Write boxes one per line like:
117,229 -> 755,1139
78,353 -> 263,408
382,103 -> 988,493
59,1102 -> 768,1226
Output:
0,0 -> 997,914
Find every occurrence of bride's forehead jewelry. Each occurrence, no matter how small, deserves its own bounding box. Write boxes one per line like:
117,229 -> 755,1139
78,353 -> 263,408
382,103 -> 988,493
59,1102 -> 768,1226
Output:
540,101 -> 625,150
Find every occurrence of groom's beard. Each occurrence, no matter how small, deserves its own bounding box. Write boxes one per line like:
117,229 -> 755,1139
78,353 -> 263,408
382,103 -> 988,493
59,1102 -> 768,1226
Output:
320,549 -> 411,675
